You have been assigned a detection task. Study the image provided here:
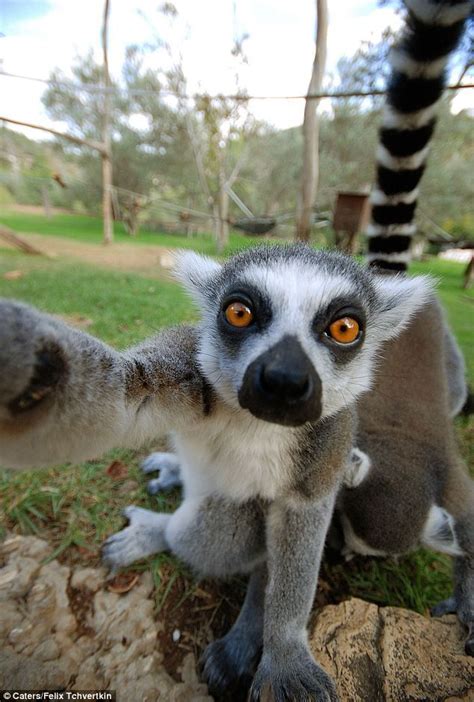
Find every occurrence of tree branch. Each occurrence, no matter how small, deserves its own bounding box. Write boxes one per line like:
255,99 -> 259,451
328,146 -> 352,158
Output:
0,116 -> 105,153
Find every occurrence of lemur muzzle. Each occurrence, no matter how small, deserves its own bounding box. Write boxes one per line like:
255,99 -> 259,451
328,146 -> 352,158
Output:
238,335 -> 322,426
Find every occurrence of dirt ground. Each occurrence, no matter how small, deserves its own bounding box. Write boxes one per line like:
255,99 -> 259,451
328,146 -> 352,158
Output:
2,231 -> 176,278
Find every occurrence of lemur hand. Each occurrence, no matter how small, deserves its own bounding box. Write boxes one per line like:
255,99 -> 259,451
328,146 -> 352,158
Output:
0,299 -> 67,416
0,299 -> 131,469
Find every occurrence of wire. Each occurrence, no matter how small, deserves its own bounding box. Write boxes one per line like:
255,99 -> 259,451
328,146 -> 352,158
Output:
2,70 -> 474,101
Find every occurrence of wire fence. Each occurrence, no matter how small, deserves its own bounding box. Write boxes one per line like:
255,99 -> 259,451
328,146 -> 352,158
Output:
2,69 -> 474,101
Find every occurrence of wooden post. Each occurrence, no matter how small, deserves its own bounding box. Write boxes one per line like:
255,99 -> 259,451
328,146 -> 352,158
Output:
101,0 -> 114,245
296,0 -> 328,242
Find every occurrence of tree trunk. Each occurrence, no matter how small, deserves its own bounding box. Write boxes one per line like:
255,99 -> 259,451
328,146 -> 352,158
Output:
217,187 -> 229,254
101,0 -> 114,245
41,185 -> 51,219
296,0 -> 328,242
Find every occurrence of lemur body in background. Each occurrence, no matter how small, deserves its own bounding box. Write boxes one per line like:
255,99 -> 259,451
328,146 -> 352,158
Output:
0,1 -> 472,700
339,0 -> 474,656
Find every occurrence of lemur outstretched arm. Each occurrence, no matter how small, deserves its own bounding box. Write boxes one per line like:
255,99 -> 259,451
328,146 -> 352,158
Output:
0,300 -> 202,469
250,495 -> 338,702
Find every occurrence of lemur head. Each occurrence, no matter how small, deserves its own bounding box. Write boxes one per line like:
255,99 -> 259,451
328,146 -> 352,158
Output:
176,244 -> 433,426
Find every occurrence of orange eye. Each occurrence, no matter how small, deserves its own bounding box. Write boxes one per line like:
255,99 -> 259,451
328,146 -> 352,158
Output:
224,301 -> 254,328
327,317 -> 360,344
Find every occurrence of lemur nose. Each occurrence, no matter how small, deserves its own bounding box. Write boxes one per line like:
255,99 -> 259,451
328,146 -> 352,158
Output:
238,335 -> 322,427
260,363 -> 311,400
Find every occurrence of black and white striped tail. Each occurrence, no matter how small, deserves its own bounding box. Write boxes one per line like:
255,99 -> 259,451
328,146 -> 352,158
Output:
367,0 -> 472,272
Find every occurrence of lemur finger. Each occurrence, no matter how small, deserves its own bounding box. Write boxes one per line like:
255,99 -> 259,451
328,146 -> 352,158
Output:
147,475 -> 182,495
140,451 -> 181,474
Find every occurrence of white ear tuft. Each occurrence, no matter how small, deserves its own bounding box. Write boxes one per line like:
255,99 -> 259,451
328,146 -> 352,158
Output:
372,274 -> 435,341
173,250 -> 222,302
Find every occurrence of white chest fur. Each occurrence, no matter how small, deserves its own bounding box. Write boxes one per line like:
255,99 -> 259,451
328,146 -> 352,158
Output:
171,405 -> 296,502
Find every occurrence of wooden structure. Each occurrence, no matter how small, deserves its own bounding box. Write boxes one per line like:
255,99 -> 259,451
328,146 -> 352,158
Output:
0,226 -> 45,256
333,191 -> 371,253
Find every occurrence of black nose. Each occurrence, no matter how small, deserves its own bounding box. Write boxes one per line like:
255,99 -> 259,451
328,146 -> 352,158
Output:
238,335 -> 322,427
260,363 -> 311,400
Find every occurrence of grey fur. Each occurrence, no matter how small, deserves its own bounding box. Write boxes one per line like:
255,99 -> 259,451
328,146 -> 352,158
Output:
201,564 -> 267,694
0,243 -> 434,699
338,297 -> 474,655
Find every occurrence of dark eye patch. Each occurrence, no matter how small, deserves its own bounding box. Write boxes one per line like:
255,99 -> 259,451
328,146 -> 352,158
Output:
217,283 -> 272,354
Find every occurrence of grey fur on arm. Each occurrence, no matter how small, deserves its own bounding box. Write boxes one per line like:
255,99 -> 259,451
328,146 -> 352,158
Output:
0,299 -> 201,469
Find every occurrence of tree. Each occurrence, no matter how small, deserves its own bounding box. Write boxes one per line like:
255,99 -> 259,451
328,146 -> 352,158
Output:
42,42 -> 192,237
296,0 -> 328,242
40,0 -> 113,244
101,0 -> 113,243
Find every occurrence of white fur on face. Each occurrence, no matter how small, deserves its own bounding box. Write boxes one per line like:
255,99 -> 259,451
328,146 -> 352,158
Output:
180,253 -> 434,421
197,261 -> 375,418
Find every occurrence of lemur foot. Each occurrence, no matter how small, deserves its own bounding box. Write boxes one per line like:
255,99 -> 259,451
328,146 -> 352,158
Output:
249,646 -> 338,702
430,596 -> 457,617
201,632 -> 261,699
431,596 -> 474,656
102,506 -> 169,573
140,452 -> 182,495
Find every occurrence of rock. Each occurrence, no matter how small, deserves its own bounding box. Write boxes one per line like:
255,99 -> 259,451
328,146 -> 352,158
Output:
0,649 -> 71,689
310,597 -> 474,702
0,533 -> 52,560
33,638 -> 61,662
0,533 -> 211,702
0,557 -> 41,599
71,566 -> 106,592
6,531 -> 471,702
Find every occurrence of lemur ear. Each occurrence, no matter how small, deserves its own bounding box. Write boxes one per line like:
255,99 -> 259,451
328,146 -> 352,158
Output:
173,251 -> 222,303
371,274 -> 435,341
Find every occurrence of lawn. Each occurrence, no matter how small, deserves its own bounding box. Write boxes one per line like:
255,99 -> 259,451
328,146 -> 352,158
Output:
0,209 -> 265,256
0,244 -> 472,624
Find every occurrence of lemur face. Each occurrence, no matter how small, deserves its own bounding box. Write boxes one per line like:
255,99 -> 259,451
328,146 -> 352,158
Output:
176,244 -> 432,426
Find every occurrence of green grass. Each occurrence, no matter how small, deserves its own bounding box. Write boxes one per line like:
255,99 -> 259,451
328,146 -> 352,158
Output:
0,249 -> 196,347
0,246 -> 472,616
411,258 -> 474,378
0,209 -> 265,256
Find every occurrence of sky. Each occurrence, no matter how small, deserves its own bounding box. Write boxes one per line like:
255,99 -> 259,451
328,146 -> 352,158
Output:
0,0 -> 471,139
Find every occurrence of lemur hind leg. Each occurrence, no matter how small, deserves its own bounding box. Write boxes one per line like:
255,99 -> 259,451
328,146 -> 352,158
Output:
429,505 -> 474,657
141,451 -> 182,494
201,564 -> 267,699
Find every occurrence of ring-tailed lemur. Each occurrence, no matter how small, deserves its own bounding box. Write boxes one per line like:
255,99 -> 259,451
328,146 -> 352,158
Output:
338,0 -> 474,659
0,2 -> 472,700
0,249 -> 433,701
367,0 -> 473,273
